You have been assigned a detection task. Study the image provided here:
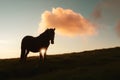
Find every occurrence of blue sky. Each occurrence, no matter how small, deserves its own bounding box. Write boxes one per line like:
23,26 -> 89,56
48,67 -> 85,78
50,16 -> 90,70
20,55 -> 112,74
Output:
0,0 -> 120,59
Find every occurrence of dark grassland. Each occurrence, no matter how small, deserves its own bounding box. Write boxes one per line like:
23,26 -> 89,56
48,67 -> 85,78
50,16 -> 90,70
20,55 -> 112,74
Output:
0,47 -> 120,80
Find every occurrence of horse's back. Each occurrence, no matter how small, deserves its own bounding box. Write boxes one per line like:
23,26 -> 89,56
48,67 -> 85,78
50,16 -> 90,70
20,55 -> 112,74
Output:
22,36 -> 34,44
21,36 -> 35,48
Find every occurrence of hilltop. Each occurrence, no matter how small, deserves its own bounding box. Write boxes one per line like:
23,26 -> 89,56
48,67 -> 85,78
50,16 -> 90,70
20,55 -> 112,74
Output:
0,47 -> 120,80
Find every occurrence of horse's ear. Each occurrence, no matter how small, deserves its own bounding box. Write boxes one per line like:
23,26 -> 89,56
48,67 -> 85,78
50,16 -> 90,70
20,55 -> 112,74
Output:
53,28 -> 55,31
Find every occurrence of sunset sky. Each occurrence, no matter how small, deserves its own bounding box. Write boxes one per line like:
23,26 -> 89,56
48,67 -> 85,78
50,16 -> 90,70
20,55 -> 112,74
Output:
0,0 -> 120,59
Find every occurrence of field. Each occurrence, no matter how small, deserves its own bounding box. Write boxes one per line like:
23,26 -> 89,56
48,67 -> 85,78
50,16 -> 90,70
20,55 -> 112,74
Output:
0,47 -> 120,80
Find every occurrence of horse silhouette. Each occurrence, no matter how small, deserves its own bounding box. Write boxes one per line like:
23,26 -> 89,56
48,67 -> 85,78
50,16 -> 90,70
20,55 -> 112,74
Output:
20,28 -> 55,62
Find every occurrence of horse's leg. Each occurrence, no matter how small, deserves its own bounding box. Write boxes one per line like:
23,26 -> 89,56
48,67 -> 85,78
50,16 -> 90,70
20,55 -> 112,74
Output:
24,50 -> 29,61
20,49 -> 25,60
20,48 -> 26,62
39,52 -> 44,63
44,48 -> 47,62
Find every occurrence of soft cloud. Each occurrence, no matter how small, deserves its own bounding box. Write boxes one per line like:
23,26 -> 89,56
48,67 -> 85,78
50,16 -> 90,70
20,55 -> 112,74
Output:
92,0 -> 120,19
92,0 -> 120,36
92,4 -> 102,19
39,7 -> 96,37
116,21 -> 120,37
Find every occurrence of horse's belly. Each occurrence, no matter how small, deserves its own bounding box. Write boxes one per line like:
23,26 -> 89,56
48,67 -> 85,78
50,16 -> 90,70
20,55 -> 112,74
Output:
28,46 -> 40,52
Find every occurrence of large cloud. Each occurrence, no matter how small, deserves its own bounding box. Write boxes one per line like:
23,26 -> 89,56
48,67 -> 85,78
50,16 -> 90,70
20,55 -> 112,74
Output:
39,7 -> 96,37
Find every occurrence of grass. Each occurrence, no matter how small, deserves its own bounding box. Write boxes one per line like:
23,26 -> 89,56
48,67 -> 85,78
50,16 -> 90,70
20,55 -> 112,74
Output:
0,47 -> 120,80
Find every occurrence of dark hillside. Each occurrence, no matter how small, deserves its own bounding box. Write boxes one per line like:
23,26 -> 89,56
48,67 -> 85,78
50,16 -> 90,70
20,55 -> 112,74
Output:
0,47 -> 120,80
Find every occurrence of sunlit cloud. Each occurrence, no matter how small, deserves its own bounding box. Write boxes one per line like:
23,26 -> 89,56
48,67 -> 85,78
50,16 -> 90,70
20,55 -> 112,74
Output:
39,7 -> 96,37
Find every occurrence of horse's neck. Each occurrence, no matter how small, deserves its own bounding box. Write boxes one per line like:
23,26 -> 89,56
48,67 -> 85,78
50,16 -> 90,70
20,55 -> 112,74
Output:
37,33 -> 50,41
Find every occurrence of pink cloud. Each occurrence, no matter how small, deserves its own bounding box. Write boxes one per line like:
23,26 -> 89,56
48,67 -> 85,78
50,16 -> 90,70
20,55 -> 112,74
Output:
39,7 -> 96,37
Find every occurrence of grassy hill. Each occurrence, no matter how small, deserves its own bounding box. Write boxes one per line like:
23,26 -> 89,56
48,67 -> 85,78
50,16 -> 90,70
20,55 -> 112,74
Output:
0,47 -> 120,80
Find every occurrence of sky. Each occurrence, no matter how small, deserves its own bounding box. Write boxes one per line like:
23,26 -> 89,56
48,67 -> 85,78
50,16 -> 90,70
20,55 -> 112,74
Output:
0,0 -> 120,59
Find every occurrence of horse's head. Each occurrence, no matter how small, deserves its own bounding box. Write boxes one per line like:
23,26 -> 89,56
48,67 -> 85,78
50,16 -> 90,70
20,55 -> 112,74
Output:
47,28 -> 55,44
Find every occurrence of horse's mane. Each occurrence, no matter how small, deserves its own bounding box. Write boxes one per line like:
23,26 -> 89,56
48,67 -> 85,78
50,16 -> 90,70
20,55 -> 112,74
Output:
37,28 -> 55,38
36,29 -> 49,38
40,29 -> 48,36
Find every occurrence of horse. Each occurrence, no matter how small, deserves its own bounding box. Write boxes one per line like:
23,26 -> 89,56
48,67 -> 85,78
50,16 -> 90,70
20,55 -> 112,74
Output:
20,28 -> 55,63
